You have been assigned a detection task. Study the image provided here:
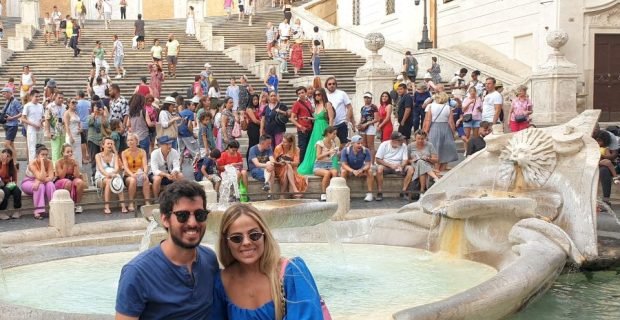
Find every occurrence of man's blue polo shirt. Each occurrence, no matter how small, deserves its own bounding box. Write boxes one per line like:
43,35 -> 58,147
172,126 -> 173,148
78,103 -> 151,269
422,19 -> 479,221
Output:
115,244 -> 225,319
340,146 -> 370,170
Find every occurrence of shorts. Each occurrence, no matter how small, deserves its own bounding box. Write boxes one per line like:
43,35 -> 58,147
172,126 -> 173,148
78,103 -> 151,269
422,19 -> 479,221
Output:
114,55 -> 124,67
148,174 -> 174,186
45,25 -> 53,33
136,35 -> 145,42
250,167 -> 265,182
80,129 -> 88,143
456,126 -> 465,137
125,172 -> 146,187
153,57 -> 161,62
381,166 -> 408,176
313,161 -> 334,171
398,125 -> 412,140
4,125 -> 17,141
463,120 -> 481,128
335,122 -> 348,144
105,12 -> 112,20
239,5 -> 245,12
167,55 -> 178,65
362,124 -> 376,136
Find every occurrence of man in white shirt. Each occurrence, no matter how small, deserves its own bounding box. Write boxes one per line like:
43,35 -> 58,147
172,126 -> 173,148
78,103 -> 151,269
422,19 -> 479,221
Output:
481,77 -> 503,124
112,34 -> 126,79
103,0 -> 113,29
20,90 -> 45,163
375,132 -> 414,201
164,33 -> 181,78
278,19 -> 291,40
150,135 -> 183,198
325,76 -> 355,146
52,6 -> 62,42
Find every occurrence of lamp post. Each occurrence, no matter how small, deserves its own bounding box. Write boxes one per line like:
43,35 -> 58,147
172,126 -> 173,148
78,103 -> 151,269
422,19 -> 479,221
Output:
414,0 -> 433,49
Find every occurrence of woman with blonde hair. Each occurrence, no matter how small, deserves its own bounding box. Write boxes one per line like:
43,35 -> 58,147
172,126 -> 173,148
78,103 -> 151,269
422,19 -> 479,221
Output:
122,133 -> 151,211
55,144 -> 86,213
215,203 -> 324,319
509,85 -> 533,132
274,133 -> 308,198
423,91 -> 457,172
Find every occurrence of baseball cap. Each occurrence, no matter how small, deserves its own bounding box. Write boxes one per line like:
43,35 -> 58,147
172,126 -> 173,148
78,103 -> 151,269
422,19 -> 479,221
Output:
363,92 -> 373,99
390,132 -> 405,141
350,135 -> 363,143
46,79 -> 57,88
0,87 -> 12,93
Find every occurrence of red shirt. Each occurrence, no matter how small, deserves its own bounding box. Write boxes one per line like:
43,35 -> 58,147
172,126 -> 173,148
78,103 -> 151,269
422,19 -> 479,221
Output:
136,84 -> 151,97
291,99 -> 314,132
217,151 -> 242,171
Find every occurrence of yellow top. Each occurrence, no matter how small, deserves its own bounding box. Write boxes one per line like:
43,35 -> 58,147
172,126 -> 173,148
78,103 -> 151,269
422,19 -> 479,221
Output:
66,20 -> 73,36
75,2 -> 83,14
123,149 -> 145,174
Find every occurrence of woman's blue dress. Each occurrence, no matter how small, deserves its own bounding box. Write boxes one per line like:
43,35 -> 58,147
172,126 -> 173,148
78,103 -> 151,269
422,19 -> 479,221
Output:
214,257 -> 323,320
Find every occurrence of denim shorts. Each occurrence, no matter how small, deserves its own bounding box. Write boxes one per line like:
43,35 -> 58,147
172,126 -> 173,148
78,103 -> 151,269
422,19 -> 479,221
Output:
250,167 -> 265,182
313,161 -> 334,171
463,120 -> 481,128
4,125 -> 17,141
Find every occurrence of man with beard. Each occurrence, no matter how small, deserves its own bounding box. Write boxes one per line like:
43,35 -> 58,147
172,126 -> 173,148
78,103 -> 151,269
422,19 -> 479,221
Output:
115,180 -> 225,319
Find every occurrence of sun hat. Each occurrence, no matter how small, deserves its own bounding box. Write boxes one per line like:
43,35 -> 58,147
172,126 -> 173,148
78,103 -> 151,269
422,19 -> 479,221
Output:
190,96 -> 201,104
163,96 -> 176,105
157,135 -> 175,145
110,175 -> 125,194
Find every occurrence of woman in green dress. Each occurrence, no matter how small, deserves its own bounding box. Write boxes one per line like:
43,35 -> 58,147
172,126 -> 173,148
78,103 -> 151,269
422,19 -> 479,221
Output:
298,88 -> 334,175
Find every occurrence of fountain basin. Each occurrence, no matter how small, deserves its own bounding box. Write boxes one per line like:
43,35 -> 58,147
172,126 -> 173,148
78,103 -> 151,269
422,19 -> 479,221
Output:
0,243 -> 496,320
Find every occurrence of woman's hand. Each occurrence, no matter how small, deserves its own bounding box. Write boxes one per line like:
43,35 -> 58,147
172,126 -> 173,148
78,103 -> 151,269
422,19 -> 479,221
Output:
33,180 -> 40,191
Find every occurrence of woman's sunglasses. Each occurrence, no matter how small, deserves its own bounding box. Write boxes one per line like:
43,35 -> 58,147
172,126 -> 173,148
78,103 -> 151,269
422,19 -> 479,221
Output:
226,231 -> 265,244
171,209 -> 209,223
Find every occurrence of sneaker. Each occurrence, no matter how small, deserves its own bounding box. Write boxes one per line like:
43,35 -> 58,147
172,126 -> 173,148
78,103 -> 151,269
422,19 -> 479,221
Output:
320,194 -> 327,202
75,206 -> 83,214
114,74 -> 122,79
364,193 -> 373,202
262,182 -> 270,192
0,213 -> 9,220
375,193 -> 383,201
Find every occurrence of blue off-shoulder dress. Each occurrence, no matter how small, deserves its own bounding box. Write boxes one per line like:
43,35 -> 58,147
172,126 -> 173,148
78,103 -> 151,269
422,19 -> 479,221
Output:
214,257 -> 324,320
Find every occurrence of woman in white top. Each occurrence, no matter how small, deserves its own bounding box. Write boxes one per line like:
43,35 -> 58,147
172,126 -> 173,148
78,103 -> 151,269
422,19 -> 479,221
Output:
186,6 -> 196,37
20,66 -> 36,99
150,39 -> 164,69
291,18 -> 305,40
94,137 -> 127,214
246,0 -> 256,26
43,13 -> 54,45
423,92 -> 458,172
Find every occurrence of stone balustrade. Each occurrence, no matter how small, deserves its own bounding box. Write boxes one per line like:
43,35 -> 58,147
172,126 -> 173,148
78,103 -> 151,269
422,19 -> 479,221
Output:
223,44 -> 256,68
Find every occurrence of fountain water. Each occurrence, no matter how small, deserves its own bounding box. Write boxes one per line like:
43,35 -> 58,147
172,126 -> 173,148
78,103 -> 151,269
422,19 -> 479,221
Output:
139,218 -> 159,253
216,165 -> 240,209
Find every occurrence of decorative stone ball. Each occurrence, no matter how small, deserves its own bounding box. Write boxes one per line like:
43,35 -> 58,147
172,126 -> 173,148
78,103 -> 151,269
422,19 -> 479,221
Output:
365,32 -> 386,53
546,30 -> 569,50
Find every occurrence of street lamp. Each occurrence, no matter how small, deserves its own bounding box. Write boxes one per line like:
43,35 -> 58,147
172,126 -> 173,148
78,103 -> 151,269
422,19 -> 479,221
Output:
414,0 -> 433,49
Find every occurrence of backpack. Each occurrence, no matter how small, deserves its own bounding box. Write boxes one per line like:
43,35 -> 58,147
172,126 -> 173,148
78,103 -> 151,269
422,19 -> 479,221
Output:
194,157 -> 205,181
406,57 -> 417,76
59,20 -> 67,29
186,84 -> 194,99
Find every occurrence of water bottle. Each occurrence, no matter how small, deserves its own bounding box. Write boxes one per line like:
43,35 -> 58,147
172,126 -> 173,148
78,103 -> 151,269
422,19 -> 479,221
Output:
239,180 -> 249,203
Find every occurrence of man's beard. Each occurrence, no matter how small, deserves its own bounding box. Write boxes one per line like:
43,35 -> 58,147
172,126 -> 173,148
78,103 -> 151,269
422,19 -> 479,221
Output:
169,225 -> 206,249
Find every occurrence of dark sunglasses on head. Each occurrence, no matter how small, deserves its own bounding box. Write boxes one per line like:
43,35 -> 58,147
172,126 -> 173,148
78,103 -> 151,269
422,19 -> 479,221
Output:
226,231 -> 265,244
171,209 -> 209,223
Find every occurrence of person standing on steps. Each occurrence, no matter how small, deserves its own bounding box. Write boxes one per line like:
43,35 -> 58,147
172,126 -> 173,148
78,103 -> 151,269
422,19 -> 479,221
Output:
120,0 -> 127,20
92,41 -> 110,78
134,14 -> 146,50
325,76 -> 355,147
224,0 -> 234,21
265,22 -> 276,59
246,0 -> 256,26
112,35 -> 126,80
1,87 -> 22,158
237,0 -> 245,22
103,0 -> 113,30
186,6 -> 196,38
70,18 -> 81,57
19,65 -> 36,99
52,6 -> 62,43
109,84 -> 129,152
75,0 -> 86,28
164,34 -> 180,79
290,86 -> 314,163
21,90 -> 45,163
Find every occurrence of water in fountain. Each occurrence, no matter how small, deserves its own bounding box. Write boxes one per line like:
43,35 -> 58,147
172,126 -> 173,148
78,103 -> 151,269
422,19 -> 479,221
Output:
216,165 -> 241,210
139,218 -> 159,252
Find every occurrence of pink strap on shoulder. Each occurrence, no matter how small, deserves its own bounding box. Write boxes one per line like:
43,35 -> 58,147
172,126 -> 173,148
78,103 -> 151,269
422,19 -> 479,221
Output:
279,258 -> 289,279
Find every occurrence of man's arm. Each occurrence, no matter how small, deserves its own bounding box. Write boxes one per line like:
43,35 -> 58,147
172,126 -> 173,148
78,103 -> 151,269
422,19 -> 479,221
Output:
115,313 -> 138,320
602,149 -> 619,161
492,103 -> 502,124
401,106 -> 412,126
376,158 -> 395,169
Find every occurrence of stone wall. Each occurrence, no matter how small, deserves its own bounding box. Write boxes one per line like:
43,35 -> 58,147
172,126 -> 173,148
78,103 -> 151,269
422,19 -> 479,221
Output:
39,0 -> 71,19
143,0 -> 174,19
306,0 -> 337,25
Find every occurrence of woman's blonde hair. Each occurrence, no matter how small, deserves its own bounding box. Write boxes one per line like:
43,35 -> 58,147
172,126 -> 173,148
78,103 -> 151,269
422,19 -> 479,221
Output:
217,204 -> 285,320
283,132 -> 297,154
433,91 -> 450,104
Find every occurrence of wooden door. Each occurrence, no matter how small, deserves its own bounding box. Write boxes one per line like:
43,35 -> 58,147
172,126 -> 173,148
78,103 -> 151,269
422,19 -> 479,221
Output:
594,34 -> 620,121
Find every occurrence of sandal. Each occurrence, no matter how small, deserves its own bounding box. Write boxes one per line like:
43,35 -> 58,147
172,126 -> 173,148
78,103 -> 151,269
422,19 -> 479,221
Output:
104,208 -> 112,214
127,206 -> 135,212
121,207 -> 129,214
34,214 -> 43,220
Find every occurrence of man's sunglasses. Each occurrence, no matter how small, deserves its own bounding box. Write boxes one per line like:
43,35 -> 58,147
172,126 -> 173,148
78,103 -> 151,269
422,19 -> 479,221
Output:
171,209 -> 209,223
226,231 -> 265,244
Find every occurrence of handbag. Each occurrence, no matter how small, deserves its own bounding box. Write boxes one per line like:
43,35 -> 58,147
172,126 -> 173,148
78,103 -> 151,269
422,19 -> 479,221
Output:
515,114 -> 528,123
280,258 -> 332,320
231,121 -> 242,138
463,113 -> 473,123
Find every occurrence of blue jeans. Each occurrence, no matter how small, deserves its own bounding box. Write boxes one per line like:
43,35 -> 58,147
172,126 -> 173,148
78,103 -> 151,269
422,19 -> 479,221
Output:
139,136 -> 150,156
312,55 -> 320,75
412,106 -> 425,132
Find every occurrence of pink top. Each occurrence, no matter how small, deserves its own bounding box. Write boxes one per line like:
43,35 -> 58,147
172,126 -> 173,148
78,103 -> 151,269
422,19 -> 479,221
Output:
510,97 -> 532,121
462,96 -> 482,121
224,0 -> 233,8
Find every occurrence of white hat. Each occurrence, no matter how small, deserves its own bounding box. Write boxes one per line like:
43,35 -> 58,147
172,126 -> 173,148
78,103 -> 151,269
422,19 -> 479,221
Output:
363,92 -> 373,98
396,74 -> 404,80
204,63 -> 212,68
190,96 -> 201,104
424,72 -> 432,79
110,175 -> 125,194
163,96 -> 177,105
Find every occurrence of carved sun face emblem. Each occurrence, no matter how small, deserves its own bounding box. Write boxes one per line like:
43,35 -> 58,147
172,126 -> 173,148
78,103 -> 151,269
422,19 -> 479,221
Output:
498,129 -> 557,189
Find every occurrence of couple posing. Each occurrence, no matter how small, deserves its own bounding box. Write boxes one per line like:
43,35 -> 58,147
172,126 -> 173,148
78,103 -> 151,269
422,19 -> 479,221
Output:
115,180 -> 327,320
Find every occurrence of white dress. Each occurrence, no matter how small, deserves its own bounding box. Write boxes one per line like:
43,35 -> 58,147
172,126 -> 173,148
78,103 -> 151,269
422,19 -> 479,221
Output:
186,12 -> 196,36
65,111 -> 82,167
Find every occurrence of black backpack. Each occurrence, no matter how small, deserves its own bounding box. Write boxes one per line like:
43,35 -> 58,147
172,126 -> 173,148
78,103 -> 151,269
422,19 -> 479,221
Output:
59,20 -> 67,29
